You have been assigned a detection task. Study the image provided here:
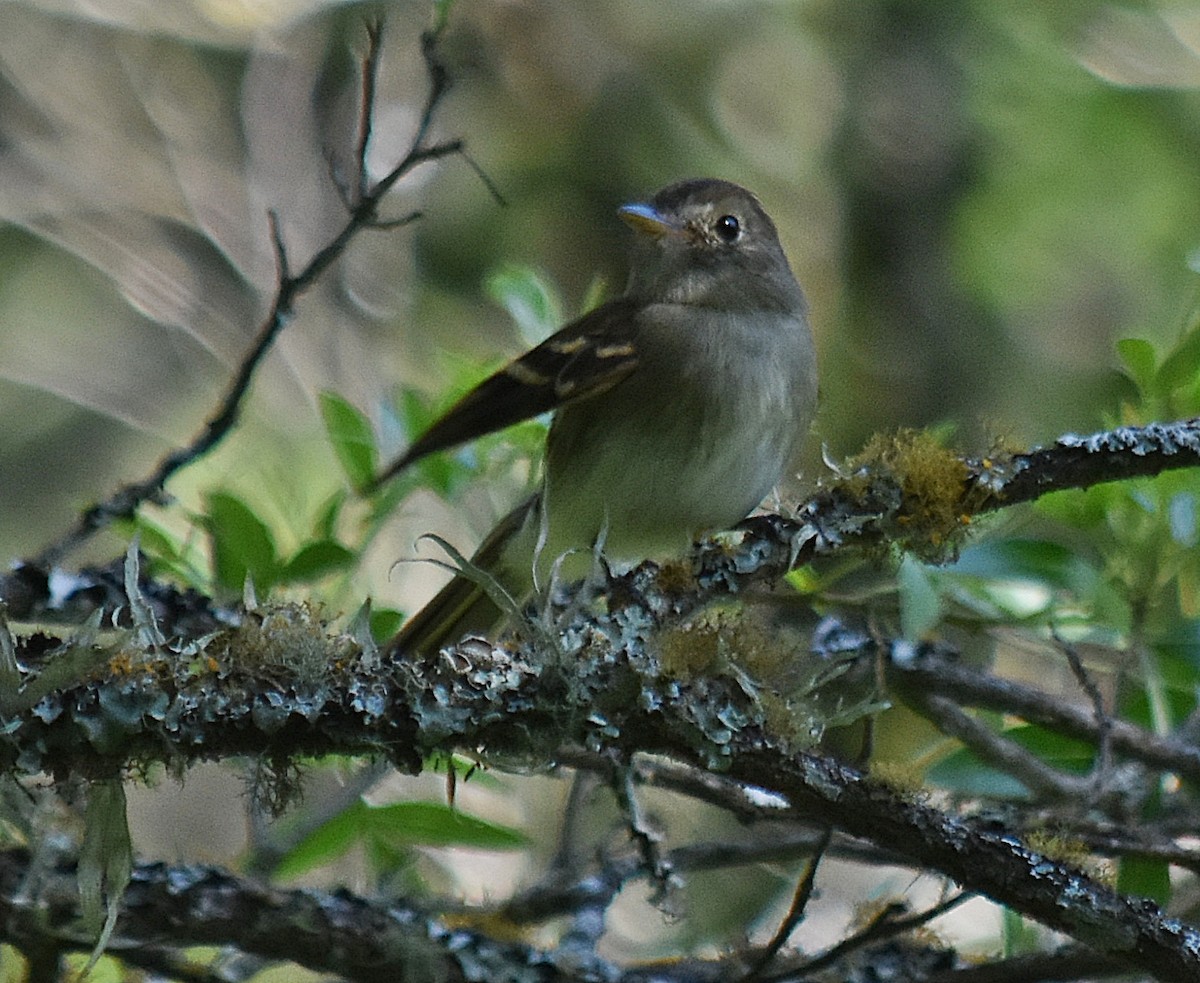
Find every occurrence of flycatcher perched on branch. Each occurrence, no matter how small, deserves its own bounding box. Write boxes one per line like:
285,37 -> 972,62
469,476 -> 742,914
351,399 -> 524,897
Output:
376,179 -> 817,654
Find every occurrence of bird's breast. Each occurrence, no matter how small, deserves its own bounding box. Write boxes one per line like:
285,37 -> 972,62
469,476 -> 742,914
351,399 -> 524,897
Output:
541,306 -> 815,567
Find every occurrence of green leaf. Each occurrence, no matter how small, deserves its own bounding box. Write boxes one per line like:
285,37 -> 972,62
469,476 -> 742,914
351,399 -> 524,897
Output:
1036,482 -> 1123,531
927,746 -> 1030,799
278,540 -> 356,584
79,780 -> 132,972
485,263 -> 562,346
391,389 -> 465,495
319,391 -> 378,491
126,515 -> 207,588
313,490 -> 347,541
1004,724 -> 1095,771
1155,320 -> 1200,396
948,538 -> 1100,594
204,491 -> 279,594
1121,638 -> 1200,724
275,799 -> 369,879
126,516 -> 181,565
1118,854 -> 1171,904
275,798 -> 525,880
579,274 -> 609,314
1115,337 -> 1157,395
396,386 -> 436,436
370,607 -> 404,642
1178,560 -> 1200,618
431,0 -> 457,33
363,801 -> 526,850
1001,907 -> 1039,958
898,555 -> 941,641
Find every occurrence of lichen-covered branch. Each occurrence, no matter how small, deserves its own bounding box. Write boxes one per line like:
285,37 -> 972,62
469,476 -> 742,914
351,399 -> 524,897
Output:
981,418 -> 1200,507
7,417 -> 1197,633
0,845 -> 971,983
4,604 -> 1200,978
0,847 -> 572,983
6,421 -> 1200,977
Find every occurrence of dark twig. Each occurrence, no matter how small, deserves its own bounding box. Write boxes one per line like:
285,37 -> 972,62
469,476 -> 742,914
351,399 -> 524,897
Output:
610,757 -> 681,907
355,19 -> 384,202
740,825 -> 832,982
902,690 -> 1097,801
888,652 -> 1200,783
974,418 -> 1200,509
1054,629 -> 1115,796
777,891 -> 971,981
30,17 -> 486,570
921,944 -> 1123,983
459,146 -> 508,207
547,770 -> 602,875
107,945 -> 259,983
500,829 -> 842,928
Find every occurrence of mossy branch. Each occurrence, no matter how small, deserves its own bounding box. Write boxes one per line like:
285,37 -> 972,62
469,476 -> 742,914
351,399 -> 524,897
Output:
6,417 -> 1200,979
4,613 -> 1200,979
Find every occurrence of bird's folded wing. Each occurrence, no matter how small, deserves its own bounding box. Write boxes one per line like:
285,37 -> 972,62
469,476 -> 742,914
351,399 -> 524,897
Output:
376,298 -> 641,483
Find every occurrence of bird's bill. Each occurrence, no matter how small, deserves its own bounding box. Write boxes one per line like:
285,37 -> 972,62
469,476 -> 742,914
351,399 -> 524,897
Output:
618,203 -> 681,239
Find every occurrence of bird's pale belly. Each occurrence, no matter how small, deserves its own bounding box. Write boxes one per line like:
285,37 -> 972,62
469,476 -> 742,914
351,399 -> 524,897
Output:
542,400 -> 793,569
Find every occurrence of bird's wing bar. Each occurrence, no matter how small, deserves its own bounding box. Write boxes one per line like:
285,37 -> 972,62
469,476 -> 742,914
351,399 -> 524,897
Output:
374,298 -> 640,484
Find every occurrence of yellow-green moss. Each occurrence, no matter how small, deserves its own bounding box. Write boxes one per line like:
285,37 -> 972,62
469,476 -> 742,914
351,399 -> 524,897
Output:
866,760 -> 931,803
653,601 -> 878,753
846,429 -> 976,561
1023,828 -> 1112,884
216,601 -> 354,683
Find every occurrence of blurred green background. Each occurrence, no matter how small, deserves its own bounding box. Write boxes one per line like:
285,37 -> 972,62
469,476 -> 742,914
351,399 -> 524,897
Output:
2,0 -> 1200,572
6,1 -> 1200,965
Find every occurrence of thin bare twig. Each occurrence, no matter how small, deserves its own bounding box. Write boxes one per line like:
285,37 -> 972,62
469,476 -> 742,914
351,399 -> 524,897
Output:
776,891 -> 972,981
1054,629 -> 1115,797
904,690 -> 1096,801
740,826 -> 832,982
610,756 -> 681,906
547,770 -> 602,875
31,17 -> 491,569
355,19 -> 384,202
921,944 -> 1121,983
498,828 -> 839,928
888,653 -> 1200,783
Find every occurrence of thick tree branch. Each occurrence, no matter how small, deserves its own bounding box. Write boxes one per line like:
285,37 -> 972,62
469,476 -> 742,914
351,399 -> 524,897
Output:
4,609 -> 1200,979
6,420 -> 1200,978
0,848 -> 578,983
0,844 -> 971,983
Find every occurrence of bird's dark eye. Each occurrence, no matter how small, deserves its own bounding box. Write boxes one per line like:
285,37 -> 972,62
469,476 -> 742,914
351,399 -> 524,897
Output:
714,214 -> 740,243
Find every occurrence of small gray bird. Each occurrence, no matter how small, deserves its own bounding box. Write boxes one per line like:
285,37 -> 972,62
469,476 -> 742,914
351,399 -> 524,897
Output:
378,178 -> 817,654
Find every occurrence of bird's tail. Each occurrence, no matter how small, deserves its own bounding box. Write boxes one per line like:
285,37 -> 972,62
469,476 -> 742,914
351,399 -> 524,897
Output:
387,496 -> 537,658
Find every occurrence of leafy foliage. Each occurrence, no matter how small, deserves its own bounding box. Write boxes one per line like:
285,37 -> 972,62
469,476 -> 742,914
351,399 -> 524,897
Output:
275,798 -> 525,881
8,4 -> 1200,979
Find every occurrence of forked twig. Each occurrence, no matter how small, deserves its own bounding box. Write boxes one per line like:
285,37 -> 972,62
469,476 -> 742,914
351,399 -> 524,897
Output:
740,826 -> 832,982
32,16 -> 494,569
